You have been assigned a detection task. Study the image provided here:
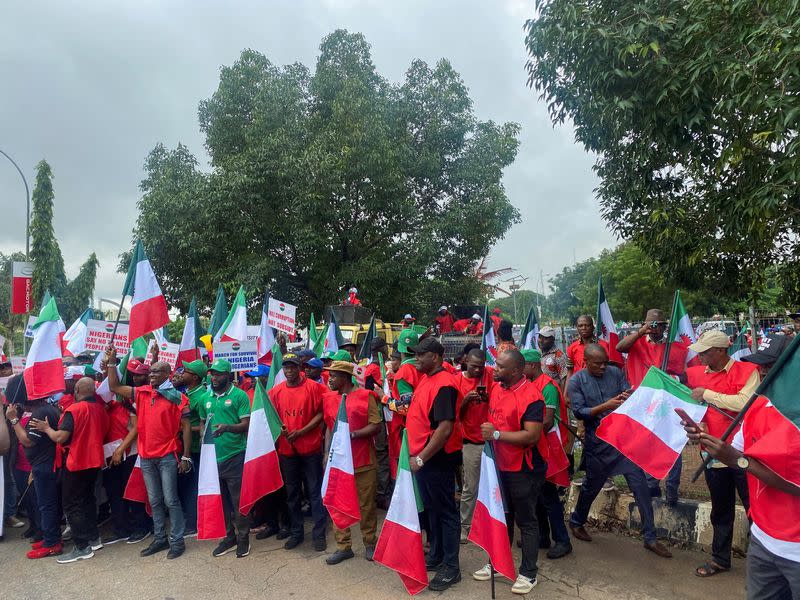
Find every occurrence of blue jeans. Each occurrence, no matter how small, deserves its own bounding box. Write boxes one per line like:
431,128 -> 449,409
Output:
646,455 -> 682,500
3,457 -> 17,518
32,463 -> 60,547
539,481 -> 570,545
140,454 -> 185,546
177,452 -> 200,532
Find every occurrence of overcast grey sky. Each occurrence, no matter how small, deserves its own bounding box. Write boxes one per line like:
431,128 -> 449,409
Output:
0,0 -> 618,309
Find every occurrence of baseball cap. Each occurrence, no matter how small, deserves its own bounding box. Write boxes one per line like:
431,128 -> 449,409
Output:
397,329 -> 420,353
538,326 -> 557,338
409,337 -> 445,356
182,359 -> 208,379
788,311 -> 800,319
282,353 -> 302,365
306,358 -> 323,369
492,307 -> 501,314
403,313 -> 414,320
297,349 -> 317,359
209,358 -> 232,373
126,359 -> 150,375
742,334 -> 789,366
471,313 -> 481,320
331,350 -> 353,362
324,360 -> 355,376
521,349 -> 542,363
689,330 -> 731,353
438,305 -> 447,312
245,364 -> 271,377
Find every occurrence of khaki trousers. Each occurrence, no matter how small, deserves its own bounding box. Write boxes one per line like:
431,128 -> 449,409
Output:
459,442 -> 483,536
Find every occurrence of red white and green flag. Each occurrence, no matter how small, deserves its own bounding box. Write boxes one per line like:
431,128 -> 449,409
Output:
666,290 -> 698,365
597,366 -> 707,479
63,308 -> 93,357
197,421 -> 226,540
23,296 -> 65,399
214,285 -> 247,342
239,378 -> 284,515
729,322 -> 752,361
322,394 -> 361,529
323,312 -> 344,354
208,285 -> 229,340
123,455 -> 151,514
545,394 -> 571,487
481,305 -> 498,366
256,292 -> 276,364
596,277 -> 625,365
177,296 -> 204,365
374,430 -> 427,595
123,240 -> 170,341
467,442 -> 516,582
520,306 -> 539,351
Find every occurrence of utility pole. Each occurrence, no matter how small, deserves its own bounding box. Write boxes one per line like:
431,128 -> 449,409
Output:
505,275 -> 529,324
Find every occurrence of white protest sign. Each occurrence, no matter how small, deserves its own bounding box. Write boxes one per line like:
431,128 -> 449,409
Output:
10,356 -> 25,375
85,320 -> 130,354
156,341 -> 180,369
267,298 -> 297,335
212,340 -> 258,372
23,315 -> 37,338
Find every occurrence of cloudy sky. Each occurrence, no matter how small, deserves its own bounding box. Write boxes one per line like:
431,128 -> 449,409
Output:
0,0 -> 617,309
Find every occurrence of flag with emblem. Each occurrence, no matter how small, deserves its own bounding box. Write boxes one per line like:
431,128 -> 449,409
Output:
468,442 -> 516,582
481,305 -> 497,366
208,285 -> 229,340
322,394 -> 361,529
214,285 -> 247,342
123,455 -> 152,514
520,305 -> 539,351
358,314 -> 377,361
63,308 -> 93,357
666,290 -> 698,365
123,240 -> 170,341
597,367 -> 707,479
256,292 -> 276,365
178,296 -> 205,365
324,311 -> 344,353
728,322 -> 752,361
23,296 -> 66,399
374,430 -> 427,595
596,277 -> 625,366
197,421 -> 226,539
239,378 -> 284,515
379,352 -> 393,423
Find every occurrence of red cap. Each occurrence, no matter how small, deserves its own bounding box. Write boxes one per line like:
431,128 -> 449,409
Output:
126,359 -> 150,375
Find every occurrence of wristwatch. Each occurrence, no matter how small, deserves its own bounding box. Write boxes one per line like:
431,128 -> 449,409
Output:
492,429 -> 501,441
10,418 -> 19,426
415,456 -> 424,468
736,455 -> 750,470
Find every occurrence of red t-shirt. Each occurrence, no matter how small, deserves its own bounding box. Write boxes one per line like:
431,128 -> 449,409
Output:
455,368 -> 494,444
322,388 -> 376,469
134,386 -> 189,459
452,318 -> 471,333
686,361 -> 758,439
625,336 -> 689,388
364,362 -> 382,388
270,379 -> 325,456
105,401 -> 131,444
567,338 -> 610,372
465,322 -> 484,335
435,314 -> 455,333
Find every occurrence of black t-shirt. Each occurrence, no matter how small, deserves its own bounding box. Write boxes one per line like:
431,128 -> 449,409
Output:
24,403 -> 61,467
521,400 -> 546,474
425,385 -> 461,467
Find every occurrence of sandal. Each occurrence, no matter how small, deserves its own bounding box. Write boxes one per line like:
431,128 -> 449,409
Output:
695,562 -> 730,577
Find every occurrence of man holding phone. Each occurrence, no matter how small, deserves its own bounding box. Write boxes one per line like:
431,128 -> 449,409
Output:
567,344 -> 672,558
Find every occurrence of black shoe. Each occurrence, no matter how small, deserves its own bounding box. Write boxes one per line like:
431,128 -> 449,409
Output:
102,533 -> 129,546
326,549 -> 354,565
127,530 -> 152,544
364,546 -> 375,562
546,542 -> 573,559
425,556 -> 442,571
649,486 -> 662,498
140,539 -> 169,557
284,537 -> 303,550
275,528 -> 291,541
313,538 -> 327,552
236,539 -> 250,558
212,538 -> 237,557
429,567 -> 461,591
167,543 -> 185,559
256,526 -> 279,540
666,494 -> 679,507
23,527 -> 37,539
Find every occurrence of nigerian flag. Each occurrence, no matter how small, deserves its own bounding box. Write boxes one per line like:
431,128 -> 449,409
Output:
520,306 -> 539,350
729,322 -> 752,361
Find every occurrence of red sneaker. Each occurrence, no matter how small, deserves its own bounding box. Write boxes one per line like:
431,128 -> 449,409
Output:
31,540 -> 45,550
27,543 -> 63,559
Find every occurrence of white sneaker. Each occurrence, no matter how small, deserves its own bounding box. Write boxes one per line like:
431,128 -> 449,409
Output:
511,575 -> 537,595
473,564 -> 492,581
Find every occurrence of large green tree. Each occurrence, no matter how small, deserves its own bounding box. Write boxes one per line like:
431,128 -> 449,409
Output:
29,160 -> 66,304
127,30 -> 520,321
525,0 -> 800,305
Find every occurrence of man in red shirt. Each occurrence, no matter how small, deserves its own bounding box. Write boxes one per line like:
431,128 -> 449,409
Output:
465,314 -> 484,336
322,361 -> 381,565
434,306 -> 455,334
617,308 -> 689,505
455,348 -> 493,544
269,353 -> 327,551
472,350 -> 547,594
406,337 -> 463,591
32,377 -> 109,563
686,330 -> 759,578
107,351 -> 192,560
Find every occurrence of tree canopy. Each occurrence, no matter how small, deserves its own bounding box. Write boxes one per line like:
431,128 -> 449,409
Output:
125,30 -> 520,322
525,0 -> 800,305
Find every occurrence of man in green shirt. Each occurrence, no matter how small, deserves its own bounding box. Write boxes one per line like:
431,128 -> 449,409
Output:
176,360 -> 210,537
522,349 -> 573,559
198,358 -> 252,558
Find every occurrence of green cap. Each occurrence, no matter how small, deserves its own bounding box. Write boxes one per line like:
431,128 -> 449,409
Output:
331,349 -> 353,363
397,328 -> 420,353
209,358 -> 232,373
521,349 -> 541,363
182,359 -> 208,379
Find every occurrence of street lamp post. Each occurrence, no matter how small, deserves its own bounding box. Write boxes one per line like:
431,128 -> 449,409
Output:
0,149 -> 31,257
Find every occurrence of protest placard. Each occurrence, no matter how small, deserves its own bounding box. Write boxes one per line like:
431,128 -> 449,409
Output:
267,298 -> 297,335
246,325 -> 260,342
23,315 -> 37,339
212,340 -> 258,372
354,364 -> 367,388
85,320 -> 131,354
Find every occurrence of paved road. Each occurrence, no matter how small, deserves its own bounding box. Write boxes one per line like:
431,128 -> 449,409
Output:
2,522 -> 745,599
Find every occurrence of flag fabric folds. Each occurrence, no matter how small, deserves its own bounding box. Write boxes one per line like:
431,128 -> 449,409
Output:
214,285 -> 247,342
520,306 -> 539,351
481,305 -> 498,367
756,333 -> 800,431
208,284 -> 229,340
729,322 -> 752,361
357,315 -> 377,361
177,296 -> 205,365
256,292 -> 276,364
23,296 -> 65,399
197,421 -> 227,540
596,277 -> 624,366
63,308 -> 93,357
123,240 -> 170,341
666,290 -> 698,365
322,394 -> 361,529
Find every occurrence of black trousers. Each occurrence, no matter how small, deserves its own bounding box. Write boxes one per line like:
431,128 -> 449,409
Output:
280,453 -> 326,542
103,455 -> 150,537
500,469 -> 544,580
219,452 -> 250,543
416,459 -> 461,571
62,468 -> 100,549
704,466 -> 750,569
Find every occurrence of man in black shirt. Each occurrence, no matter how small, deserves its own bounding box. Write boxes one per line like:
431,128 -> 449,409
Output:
6,398 -> 62,558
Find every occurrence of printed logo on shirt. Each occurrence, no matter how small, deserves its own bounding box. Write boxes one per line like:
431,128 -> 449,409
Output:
206,401 -> 212,409
224,399 -> 232,406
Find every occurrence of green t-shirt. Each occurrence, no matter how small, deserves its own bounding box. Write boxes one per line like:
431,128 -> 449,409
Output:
542,381 -> 560,410
186,385 -> 210,454
198,385 -> 251,463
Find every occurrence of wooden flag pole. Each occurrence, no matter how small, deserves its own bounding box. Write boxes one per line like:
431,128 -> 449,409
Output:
109,297 -> 127,346
660,289 -> 679,371
490,564 -> 495,599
